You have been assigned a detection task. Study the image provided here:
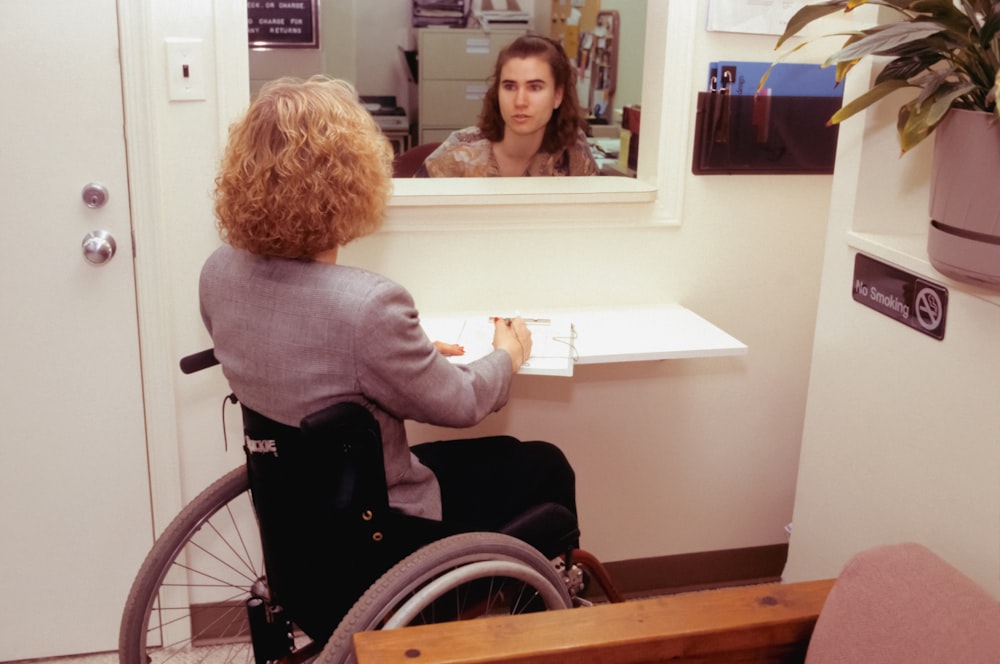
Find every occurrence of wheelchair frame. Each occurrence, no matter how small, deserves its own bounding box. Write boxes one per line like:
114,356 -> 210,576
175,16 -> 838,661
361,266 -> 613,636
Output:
118,350 -> 621,664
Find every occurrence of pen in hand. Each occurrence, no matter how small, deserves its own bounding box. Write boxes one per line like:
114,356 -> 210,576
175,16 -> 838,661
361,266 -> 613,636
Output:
490,316 -> 551,325
491,316 -> 533,372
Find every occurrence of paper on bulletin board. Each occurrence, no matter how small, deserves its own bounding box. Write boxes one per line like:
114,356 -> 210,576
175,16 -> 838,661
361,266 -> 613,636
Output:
707,0 -> 876,37
707,0 -> 808,36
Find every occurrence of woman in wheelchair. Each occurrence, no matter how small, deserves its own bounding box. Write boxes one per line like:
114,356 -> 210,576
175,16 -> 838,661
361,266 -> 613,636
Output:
200,76 -> 580,644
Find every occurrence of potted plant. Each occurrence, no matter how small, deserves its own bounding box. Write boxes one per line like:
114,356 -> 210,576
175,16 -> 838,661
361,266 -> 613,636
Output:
767,0 -> 1000,288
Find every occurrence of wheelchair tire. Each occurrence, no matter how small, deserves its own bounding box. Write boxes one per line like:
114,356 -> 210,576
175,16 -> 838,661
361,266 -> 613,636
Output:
119,466 -> 303,663
318,532 -> 573,664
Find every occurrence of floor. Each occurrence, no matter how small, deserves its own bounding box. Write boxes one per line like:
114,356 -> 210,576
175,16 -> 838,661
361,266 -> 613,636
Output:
15,584 -> 743,664
20,572 -> 771,664
17,655 -> 118,664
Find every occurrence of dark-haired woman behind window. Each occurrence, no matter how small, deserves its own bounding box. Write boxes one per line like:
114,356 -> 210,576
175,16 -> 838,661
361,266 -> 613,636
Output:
418,35 -> 598,177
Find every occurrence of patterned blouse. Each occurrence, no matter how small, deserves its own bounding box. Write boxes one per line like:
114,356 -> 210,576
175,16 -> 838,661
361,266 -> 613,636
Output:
416,127 -> 599,177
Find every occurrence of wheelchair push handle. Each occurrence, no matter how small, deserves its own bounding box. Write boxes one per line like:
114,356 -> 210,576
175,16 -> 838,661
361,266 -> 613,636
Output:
180,348 -> 219,374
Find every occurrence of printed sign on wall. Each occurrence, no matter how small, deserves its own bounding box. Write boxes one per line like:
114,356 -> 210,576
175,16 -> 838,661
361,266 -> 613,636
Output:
852,253 -> 948,340
248,0 -> 318,49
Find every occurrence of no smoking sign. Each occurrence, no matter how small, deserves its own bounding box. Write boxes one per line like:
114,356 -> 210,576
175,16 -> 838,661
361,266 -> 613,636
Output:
852,253 -> 948,340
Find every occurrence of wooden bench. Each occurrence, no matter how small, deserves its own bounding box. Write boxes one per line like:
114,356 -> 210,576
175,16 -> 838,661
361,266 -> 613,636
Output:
352,578 -> 834,664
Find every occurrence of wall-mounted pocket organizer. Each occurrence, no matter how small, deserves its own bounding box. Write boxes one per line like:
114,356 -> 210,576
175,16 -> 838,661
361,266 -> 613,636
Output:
692,62 -> 844,175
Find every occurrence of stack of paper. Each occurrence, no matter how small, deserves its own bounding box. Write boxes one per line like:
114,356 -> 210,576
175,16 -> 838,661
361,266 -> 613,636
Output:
413,0 -> 468,27
422,315 -> 576,377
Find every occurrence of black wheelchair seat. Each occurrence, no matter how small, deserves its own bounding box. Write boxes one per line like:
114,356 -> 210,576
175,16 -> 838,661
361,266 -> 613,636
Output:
498,502 -> 579,559
241,401 -> 579,644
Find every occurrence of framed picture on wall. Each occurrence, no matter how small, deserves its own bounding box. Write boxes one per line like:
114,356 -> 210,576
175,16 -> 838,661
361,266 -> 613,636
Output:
248,0 -> 319,49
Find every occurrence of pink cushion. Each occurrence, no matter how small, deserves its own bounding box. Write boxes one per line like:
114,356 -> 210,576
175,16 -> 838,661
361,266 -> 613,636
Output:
806,542 -> 1000,664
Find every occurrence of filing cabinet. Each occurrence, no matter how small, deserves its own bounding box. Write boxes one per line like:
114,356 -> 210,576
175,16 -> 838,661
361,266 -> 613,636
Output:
417,27 -> 525,144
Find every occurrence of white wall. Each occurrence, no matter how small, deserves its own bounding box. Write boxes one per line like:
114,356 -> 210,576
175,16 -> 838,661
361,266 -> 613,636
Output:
782,59 -> 1000,595
326,11 -> 832,563
150,3 -> 831,567
27,2 -> 1000,654
0,3 -> 846,658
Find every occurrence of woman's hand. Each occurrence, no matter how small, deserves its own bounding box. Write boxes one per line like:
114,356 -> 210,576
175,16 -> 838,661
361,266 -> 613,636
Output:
434,341 -> 465,357
492,317 -> 533,372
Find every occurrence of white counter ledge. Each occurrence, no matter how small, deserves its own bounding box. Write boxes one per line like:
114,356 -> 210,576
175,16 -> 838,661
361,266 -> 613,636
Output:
422,305 -> 747,376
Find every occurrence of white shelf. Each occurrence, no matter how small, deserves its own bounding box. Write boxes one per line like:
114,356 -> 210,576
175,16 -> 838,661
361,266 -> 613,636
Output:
569,305 -> 747,364
422,305 -> 747,377
847,231 -> 1000,308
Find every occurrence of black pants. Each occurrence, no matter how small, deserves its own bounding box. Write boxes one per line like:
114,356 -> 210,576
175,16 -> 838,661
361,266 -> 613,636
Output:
411,436 -> 577,532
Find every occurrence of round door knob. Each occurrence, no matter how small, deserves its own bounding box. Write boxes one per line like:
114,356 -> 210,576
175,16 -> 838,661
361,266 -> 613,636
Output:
82,230 -> 117,266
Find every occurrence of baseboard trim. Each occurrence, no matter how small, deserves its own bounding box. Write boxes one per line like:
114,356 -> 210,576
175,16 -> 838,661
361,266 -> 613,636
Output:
593,543 -> 789,600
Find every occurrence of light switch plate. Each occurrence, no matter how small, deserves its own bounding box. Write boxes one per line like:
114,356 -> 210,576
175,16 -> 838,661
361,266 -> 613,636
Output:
165,38 -> 206,102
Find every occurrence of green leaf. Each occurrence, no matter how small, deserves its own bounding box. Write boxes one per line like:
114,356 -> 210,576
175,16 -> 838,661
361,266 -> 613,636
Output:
824,21 -> 949,65
829,78 -> 913,124
983,11 -> 1000,47
835,59 -> 861,83
896,82 -> 977,151
898,100 -> 936,152
923,81 -> 978,124
770,0 -> 1000,149
875,51 -> 946,83
776,1 -> 853,48
757,40 -> 813,93
911,0 -> 976,32
830,33 -> 867,82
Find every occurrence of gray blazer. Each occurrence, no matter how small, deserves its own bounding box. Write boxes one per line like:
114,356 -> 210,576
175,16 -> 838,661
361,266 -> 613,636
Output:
199,245 -> 512,519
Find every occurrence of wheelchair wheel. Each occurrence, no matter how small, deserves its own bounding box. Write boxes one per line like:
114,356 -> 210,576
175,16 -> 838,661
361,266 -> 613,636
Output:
318,532 -> 573,664
119,466 -> 310,663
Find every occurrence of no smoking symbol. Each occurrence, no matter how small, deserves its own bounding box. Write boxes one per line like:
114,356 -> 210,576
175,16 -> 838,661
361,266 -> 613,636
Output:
915,287 -> 943,331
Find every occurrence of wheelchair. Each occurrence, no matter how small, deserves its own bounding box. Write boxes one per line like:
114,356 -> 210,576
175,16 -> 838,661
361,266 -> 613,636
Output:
119,350 -> 621,664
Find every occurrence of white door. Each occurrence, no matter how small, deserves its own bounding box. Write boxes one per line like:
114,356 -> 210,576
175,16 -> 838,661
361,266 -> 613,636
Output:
0,1 -> 153,659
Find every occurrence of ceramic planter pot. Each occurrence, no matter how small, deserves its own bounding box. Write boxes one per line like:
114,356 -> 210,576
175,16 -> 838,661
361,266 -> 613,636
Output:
927,108 -> 1000,288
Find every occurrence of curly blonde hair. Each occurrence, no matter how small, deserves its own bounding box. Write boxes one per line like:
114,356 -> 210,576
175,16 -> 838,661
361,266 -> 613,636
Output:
214,76 -> 394,257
